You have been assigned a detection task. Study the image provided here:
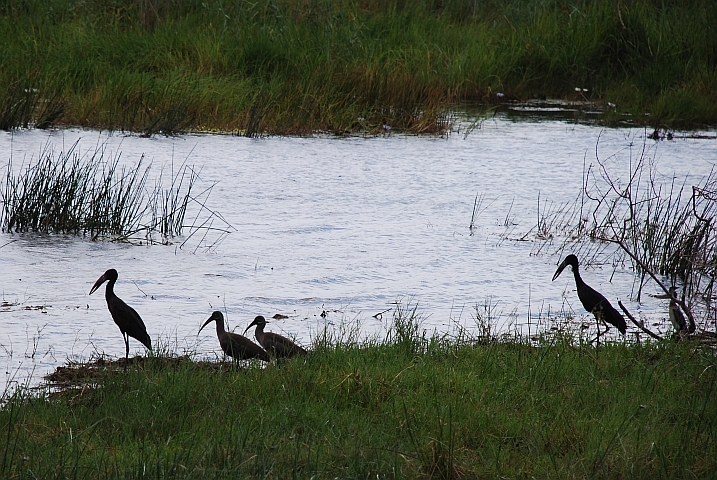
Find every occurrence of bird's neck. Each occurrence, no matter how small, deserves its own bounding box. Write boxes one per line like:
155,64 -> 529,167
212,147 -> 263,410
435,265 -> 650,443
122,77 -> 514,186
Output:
215,320 -> 226,336
572,268 -> 587,288
104,279 -> 116,299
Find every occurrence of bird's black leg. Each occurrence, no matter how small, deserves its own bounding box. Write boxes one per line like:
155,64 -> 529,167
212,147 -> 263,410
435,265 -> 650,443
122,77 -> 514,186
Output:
589,321 -> 611,346
123,333 -> 130,372
600,322 -> 612,343
588,315 -> 602,346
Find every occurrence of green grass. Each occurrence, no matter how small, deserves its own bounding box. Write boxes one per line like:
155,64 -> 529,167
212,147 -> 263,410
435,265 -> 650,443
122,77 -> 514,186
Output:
1,0 -> 716,134
2,333 -> 715,478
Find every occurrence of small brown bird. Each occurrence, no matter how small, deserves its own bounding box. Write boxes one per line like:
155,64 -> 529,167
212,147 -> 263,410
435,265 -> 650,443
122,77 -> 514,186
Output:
199,311 -> 269,362
655,286 -> 694,335
244,315 -> 307,358
89,268 -> 152,368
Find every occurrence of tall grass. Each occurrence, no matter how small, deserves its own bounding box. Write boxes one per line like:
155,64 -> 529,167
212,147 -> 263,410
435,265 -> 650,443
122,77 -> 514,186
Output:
1,0 -> 715,135
1,141 -> 147,237
0,140 -> 227,244
1,321 -> 715,478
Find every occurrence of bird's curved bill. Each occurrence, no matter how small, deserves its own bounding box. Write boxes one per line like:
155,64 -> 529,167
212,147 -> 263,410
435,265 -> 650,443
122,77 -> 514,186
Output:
89,273 -> 107,295
552,259 -> 568,281
198,316 -> 214,334
243,318 -> 260,335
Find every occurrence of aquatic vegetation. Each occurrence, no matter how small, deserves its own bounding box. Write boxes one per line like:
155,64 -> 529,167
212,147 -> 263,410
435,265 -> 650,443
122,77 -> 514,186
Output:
0,140 -> 227,245
0,0 -> 715,134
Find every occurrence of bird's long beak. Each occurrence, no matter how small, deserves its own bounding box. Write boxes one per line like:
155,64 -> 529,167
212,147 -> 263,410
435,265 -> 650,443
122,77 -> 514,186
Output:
198,316 -> 214,335
243,318 -> 259,335
89,273 -> 107,295
552,259 -> 569,281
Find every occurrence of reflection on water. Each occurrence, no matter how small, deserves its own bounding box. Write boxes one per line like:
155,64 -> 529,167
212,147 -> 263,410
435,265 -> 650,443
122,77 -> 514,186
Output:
1,117 -> 716,389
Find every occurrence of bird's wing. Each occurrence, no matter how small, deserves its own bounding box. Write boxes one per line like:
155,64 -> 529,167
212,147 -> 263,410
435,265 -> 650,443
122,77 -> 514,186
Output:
265,332 -> 306,357
108,297 -> 152,350
671,306 -> 687,332
223,333 -> 268,361
591,299 -> 627,334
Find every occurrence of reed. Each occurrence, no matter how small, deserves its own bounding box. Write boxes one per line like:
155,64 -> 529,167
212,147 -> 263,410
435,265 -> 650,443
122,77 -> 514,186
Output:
1,0 -> 715,135
0,140 -> 222,244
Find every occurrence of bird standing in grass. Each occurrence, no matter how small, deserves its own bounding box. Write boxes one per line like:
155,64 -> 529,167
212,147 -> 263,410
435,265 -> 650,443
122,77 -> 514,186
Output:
552,255 -> 627,337
89,268 -> 152,369
244,315 -> 307,358
199,311 -> 269,362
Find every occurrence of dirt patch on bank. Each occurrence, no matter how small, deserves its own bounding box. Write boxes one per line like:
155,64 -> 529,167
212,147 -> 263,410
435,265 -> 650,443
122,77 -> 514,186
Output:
44,354 -> 245,400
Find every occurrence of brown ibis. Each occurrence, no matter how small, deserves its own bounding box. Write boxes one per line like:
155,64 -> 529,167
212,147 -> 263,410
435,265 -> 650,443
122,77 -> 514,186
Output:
199,311 -> 269,362
89,268 -> 152,368
655,286 -> 694,335
244,315 -> 307,358
552,255 -> 627,336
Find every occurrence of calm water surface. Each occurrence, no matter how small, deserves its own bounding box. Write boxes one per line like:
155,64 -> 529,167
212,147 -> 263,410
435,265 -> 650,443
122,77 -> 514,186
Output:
1,118 -> 716,389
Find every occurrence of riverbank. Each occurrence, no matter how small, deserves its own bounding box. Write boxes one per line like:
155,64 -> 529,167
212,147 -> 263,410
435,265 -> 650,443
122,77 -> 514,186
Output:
2,334 -> 715,479
1,0 -> 716,135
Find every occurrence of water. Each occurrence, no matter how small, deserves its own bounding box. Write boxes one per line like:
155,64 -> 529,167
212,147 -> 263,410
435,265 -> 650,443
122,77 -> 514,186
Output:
1,117 -> 716,390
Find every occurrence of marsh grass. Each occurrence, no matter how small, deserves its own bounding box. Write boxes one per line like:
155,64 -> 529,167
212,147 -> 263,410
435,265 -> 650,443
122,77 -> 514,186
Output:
0,76 -> 65,131
0,81 -> 36,131
2,0 -> 716,134
146,161 -> 199,239
1,318 -> 715,479
0,140 -> 228,245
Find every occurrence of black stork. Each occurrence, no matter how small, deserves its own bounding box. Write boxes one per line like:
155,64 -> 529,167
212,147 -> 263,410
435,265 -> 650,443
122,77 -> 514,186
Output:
243,315 -> 307,358
655,286 -> 694,335
89,268 -> 152,368
199,311 -> 269,362
552,255 -> 627,336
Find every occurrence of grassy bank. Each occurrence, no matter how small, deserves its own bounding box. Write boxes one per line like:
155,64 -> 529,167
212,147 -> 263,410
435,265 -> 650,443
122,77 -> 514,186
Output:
1,335 -> 715,478
1,0 -> 716,135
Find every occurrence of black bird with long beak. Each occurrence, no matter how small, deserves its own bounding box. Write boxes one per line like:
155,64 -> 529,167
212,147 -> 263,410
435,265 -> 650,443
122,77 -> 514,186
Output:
552,255 -> 627,335
244,315 -> 307,358
89,268 -> 152,367
199,311 -> 269,362
655,286 -> 694,334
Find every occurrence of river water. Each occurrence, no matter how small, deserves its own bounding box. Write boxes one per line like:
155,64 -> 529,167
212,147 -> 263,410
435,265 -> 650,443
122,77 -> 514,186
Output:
1,114 -> 716,390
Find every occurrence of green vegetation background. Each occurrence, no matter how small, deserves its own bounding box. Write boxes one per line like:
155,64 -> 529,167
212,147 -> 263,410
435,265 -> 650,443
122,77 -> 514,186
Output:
1,0 -> 716,134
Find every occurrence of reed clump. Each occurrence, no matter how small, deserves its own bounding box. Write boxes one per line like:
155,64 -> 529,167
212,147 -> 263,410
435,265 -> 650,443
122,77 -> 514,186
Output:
1,0 -> 715,135
0,140 -> 214,243
1,313 -> 715,479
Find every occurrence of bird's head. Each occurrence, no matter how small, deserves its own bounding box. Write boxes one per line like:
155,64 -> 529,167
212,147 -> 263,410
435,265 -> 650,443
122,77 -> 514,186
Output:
552,254 -> 579,281
199,311 -> 224,334
243,315 -> 267,335
89,268 -> 119,295
654,285 -> 679,300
